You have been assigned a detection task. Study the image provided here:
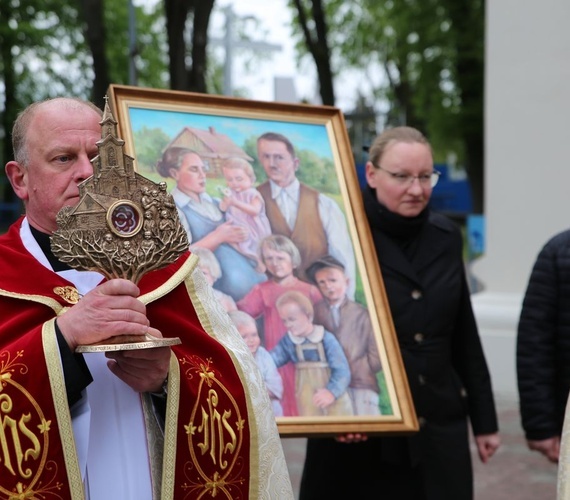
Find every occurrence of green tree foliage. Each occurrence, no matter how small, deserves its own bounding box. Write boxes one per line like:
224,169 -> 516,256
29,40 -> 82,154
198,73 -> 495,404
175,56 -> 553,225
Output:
289,0 -> 485,212
79,0 -> 169,106
0,1 -> 167,152
242,135 -> 265,183
296,149 -> 338,194
1,1 -> 90,105
105,2 -> 168,90
1,0 -> 486,219
0,0 -> 90,209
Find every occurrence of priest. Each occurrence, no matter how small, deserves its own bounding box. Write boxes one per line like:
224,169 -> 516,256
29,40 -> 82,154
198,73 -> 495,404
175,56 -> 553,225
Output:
0,96 -> 293,499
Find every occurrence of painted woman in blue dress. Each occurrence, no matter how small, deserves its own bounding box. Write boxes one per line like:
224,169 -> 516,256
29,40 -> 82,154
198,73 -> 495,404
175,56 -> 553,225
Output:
156,147 -> 266,301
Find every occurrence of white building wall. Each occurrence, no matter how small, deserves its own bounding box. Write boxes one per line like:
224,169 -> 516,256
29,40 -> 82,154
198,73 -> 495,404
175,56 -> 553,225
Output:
472,0 -> 570,399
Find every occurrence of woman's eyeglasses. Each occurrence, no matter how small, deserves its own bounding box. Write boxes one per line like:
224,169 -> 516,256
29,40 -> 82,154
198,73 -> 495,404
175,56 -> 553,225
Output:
376,165 -> 441,188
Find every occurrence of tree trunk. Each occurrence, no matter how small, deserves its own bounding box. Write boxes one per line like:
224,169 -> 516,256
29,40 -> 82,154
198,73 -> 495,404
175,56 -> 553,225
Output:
292,0 -> 335,105
188,0 -> 215,92
79,0 -> 110,107
164,0 -> 191,91
446,0 -> 485,213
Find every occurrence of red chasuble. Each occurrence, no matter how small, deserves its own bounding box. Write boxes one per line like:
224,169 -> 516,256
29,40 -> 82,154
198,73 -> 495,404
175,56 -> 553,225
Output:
0,218 -> 291,499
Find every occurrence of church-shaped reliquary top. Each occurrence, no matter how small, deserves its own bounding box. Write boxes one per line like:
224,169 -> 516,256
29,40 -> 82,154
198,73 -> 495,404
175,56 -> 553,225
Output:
51,97 -> 189,283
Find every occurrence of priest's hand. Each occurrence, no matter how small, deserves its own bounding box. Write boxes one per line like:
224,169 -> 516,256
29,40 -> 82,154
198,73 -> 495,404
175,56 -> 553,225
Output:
57,279 -> 150,351
105,330 -> 171,393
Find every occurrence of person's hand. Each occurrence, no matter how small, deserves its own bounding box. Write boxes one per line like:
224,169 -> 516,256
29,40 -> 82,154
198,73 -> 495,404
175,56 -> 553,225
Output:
219,195 -> 232,212
335,433 -> 368,444
57,279 -> 149,351
527,436 -> 560,463
223,194 -> 234,207
215,221 -> 248,244
475,432 -> 501,463
313,388 -> 336,409
105,328 -> 171,393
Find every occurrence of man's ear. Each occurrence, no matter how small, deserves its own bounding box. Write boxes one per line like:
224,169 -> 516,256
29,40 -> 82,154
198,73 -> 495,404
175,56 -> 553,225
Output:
5,161 -> 29,201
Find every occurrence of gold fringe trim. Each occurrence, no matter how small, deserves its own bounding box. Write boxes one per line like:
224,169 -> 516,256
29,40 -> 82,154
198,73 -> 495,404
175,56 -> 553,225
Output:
161,353 -> 181,499
139,254 -> 198,305
0,288 -> 65,314
42,320 -> 84,499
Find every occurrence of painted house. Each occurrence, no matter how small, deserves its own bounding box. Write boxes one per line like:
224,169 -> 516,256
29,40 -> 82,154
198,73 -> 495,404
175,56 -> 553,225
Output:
166,126 -> 253,177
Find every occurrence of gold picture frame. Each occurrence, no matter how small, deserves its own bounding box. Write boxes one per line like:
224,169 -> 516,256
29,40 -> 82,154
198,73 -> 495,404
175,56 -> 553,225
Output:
108,84 -> 418,437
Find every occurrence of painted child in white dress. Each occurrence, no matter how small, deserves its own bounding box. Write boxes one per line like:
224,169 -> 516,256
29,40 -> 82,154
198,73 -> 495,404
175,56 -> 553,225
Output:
218,157 -> 271,270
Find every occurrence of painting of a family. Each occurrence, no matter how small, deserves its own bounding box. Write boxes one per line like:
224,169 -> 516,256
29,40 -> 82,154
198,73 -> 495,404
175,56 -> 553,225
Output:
129,110 -> 388,418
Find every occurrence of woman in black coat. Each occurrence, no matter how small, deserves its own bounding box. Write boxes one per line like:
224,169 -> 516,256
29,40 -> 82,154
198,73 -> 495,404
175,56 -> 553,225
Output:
299,126 -> 500,500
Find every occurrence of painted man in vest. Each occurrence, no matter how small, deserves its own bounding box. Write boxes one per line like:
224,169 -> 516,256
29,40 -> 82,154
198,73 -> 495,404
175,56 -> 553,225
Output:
256,132 -> 356,297
0,97 -> 293,500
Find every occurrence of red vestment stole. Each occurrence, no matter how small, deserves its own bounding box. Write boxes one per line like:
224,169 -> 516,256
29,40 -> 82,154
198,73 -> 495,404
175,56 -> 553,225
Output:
0,219 -> 253,499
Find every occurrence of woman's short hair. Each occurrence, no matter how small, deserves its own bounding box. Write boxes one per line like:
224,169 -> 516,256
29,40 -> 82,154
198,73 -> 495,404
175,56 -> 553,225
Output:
368,126 -> 431,167
156,147 -> 201,178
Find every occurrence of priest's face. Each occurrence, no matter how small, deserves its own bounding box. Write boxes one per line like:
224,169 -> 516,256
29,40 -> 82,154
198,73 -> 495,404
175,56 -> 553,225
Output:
6,99 -> 100,233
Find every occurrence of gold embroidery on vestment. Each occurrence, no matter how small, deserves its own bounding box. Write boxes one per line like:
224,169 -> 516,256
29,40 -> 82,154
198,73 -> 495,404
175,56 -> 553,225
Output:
53,286 -> 80,304
0,349 -> 64,499
179,355 -> 246,498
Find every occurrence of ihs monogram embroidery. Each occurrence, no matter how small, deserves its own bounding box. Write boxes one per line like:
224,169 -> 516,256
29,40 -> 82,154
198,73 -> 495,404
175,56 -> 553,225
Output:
180,355 -> 246,497
0,350 -> 59,498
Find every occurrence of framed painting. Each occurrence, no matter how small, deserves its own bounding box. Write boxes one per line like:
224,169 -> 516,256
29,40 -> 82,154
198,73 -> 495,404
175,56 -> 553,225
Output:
107,84 -> 418,437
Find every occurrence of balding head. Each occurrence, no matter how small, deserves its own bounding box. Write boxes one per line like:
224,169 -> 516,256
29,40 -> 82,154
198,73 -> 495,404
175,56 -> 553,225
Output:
12,98 -> 102,166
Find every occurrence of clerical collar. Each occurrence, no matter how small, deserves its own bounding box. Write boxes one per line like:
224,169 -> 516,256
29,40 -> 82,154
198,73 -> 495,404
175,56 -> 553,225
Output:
29,225 -> 71,272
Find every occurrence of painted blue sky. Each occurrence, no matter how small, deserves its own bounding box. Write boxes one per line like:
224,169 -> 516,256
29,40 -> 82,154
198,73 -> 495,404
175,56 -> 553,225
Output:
128,107 -> 334,159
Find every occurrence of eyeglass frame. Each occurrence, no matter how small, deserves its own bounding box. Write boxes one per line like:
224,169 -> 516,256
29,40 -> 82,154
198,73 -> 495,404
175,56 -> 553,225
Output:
374,164 -> 441,188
